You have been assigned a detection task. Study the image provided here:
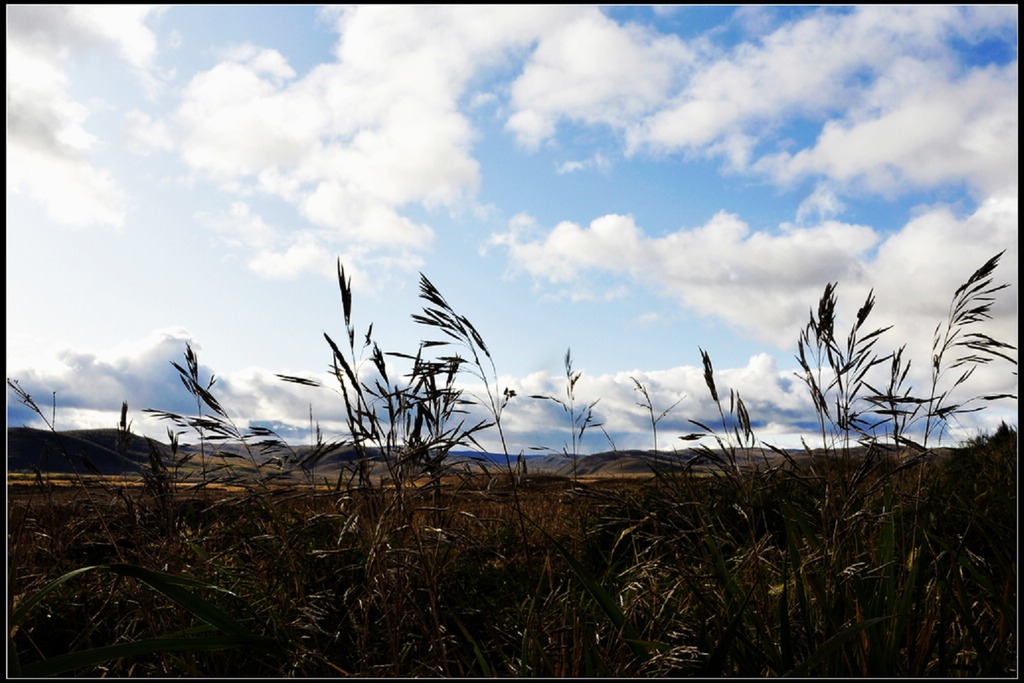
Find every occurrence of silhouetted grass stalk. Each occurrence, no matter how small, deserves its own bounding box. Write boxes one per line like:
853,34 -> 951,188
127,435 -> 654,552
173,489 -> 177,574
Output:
531,349 -> 602,485
6,251 -> 1015,676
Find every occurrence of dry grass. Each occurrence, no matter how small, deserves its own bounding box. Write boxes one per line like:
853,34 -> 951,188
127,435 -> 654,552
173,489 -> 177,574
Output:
7,252 -> 1016,677
8,434 -> 1015,676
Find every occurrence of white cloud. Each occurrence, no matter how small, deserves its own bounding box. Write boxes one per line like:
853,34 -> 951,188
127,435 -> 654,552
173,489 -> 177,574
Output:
169,5 -> 1015,286
122,109 -> 175,154
507,9 -> 691,149
491,353 -> 820,452
635,312 -> 663,327
862,191 -> 1019,375
490,190 -> 1018,434
628,6 -> 989,153
177,57 -> 313,177
501,322 -> 1015,452
7,327 -> 200,425
200,201 -> 277,249
512,6 -> 1017,201
247,235 -> 339,281
796,183 -> 845,224
174,6 -> 578,274
6,6 -> 165,229
556,152 -> 611,175
9,309 -> 1013,452
300,184 -> 435,249
216,43 -> 297,83
490,210 -> 880,347
71,5 -> 161,72
469,91 -> 498,110
627,8 -> 885,154
6,38 -> 126,228
198,200 -> 303,277
5,5 -> 161,72
5,326 -> 351,441
196,199 -> 427,285
7,137 -> 128,229
756,62 -> 1018,196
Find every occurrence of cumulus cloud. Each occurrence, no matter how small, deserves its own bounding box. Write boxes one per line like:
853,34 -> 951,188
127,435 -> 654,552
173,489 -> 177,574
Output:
628,7 -> 921,155
10,5 -> 1015,252
196,200 -> 426,283
485,353 -> 823,453
7,6 -> 1016,451
246,234 -> 340,281
7,327 -> 203,431
485,4 -> 1018,438
5,327 -> 349,442
507,9 -> 691,149
860,191 -> 1019,394
755,61 -> 1018,196
176,53 -> 313,178
488,192 -> 1018,441
6,5 -> 161,73
496,6 -> 1015,200
6,6 -> 164,229
8,313 -> 1014,453
489,210 -> 880,347
497,330 -> 1014,453
174,6 -> 582,278
6,38 -> 127,228
491,186 -> 1018,388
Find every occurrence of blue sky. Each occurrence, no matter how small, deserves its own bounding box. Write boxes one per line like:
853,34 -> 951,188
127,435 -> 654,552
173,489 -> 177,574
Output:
7,5 -> 1018,455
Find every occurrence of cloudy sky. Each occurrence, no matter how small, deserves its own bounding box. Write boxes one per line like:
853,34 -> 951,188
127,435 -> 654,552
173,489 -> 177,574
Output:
7,5 -> 1018,456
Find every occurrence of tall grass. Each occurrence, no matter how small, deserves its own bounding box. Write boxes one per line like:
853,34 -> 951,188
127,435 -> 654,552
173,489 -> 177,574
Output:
530,348 -> 603,484
7,251 -> 1016,677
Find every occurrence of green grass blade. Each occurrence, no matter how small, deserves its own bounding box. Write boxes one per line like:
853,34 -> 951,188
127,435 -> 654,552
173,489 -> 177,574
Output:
11,565 -> 102,627
12,564 -> 273,678
101,564 -> 257,638
783,617 -> 888,677
778,564 -> 795,674
449,610 -> 493,677
19,635 -> 270,678
700,586 -> 755,676
524,515 -> 651,663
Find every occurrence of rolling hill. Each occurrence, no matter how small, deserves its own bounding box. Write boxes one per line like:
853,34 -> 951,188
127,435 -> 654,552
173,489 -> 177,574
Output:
9,427 -> 929,481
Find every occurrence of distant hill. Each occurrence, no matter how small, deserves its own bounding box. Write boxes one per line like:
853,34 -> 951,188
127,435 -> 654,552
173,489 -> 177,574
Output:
10,427 -> 934,480
7,427 -> 158,476
6,428 -> 693,477
5,427 -> 360,477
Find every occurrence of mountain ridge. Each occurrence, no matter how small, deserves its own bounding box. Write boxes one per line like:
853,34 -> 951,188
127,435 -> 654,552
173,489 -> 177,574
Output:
8,427 -> 933,479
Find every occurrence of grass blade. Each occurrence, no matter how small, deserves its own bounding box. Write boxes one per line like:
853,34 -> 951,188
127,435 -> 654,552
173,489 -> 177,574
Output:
524,515 -> 652,664
19,635 -> 270,678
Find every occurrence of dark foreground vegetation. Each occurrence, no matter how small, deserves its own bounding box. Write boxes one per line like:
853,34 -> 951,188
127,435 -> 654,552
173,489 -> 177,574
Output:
7,252 -> 1017,677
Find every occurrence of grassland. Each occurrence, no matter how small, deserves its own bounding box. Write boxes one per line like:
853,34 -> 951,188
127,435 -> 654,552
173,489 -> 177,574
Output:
7,252 -> 1017,677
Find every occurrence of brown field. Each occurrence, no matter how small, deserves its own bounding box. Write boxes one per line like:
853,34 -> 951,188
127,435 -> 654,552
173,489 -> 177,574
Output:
8,437 -> 1015,677
6,469 -> 651,504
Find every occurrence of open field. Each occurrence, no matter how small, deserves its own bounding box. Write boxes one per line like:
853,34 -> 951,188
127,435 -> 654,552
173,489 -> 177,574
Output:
8,252 -> 1016,676
8,427 -> 1016,677
6,469 -> 647,504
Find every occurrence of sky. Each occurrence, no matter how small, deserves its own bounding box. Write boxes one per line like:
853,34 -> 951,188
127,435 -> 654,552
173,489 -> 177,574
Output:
6,5 -> 1019,457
